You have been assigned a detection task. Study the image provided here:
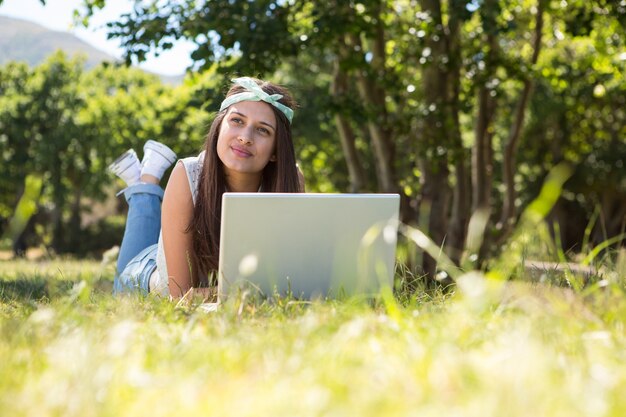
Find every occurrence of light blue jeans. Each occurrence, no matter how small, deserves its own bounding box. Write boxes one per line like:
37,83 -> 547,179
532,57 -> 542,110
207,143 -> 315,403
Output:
113,183 -> 164,295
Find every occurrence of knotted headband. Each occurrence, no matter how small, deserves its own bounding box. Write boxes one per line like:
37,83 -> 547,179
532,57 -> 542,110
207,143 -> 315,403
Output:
219,77 -> 294,124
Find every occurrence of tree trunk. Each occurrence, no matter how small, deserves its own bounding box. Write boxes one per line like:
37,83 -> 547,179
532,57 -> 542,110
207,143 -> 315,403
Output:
420,159 -> 451,280
471,0 -> 499,222
472,87 -> 496,212
348,20 -> 397,193
499,0 -> 545,233
335,114 -> 367,193
471,74 -> 496,263
67,185 -> 83,251
418,0 -> 454,279
50,164 -> 65,253
444,0 -> 469,265
331,52 -> 368,193
449,158 -> 470,264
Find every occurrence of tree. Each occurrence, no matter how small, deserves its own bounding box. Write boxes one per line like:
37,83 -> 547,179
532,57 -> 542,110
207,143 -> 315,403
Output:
7,0 -> 625,275
75,0 -> 626,270
0,62 -> 34,230
0,52 -> 86,252
0,53 -> 189,254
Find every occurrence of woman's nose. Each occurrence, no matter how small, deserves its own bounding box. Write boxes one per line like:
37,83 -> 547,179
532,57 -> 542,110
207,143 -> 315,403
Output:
238,125 -> 254,145
238,135 -> 252,145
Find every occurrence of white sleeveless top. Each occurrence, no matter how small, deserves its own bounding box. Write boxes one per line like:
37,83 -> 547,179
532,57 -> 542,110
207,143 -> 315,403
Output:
149,152 -> 204,296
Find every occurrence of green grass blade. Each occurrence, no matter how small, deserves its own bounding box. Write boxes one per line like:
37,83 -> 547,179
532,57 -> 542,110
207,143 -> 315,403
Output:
581,233 -> 626,266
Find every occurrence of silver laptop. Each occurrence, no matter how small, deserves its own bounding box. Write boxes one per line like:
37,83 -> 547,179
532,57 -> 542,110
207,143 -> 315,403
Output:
217,193 -> 400,300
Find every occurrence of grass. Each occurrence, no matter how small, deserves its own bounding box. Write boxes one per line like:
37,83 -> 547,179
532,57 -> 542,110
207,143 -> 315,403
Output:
3,163 -> 623,415
1,247 -> 625,417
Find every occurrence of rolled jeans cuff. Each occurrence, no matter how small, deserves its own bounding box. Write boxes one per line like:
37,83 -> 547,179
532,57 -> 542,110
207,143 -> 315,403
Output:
117,182 -> 165,200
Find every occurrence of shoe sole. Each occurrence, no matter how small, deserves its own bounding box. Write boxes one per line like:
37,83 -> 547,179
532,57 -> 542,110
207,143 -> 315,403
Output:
144,140 -> 177,163
108,150 -> 139,175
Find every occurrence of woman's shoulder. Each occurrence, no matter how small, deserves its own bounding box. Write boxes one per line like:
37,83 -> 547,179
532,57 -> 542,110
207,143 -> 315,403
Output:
179,150 -> 205,167
177,151 -> 205,204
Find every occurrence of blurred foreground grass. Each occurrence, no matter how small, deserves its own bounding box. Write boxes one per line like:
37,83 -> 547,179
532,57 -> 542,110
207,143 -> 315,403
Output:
1,254 -> 625,417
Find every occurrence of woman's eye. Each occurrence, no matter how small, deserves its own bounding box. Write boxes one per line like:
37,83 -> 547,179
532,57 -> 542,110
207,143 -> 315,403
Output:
258,127 -> 270,135
231,117 -> 243,124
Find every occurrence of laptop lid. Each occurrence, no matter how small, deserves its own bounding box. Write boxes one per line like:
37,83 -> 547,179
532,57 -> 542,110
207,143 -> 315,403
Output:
217,193 -> 400,300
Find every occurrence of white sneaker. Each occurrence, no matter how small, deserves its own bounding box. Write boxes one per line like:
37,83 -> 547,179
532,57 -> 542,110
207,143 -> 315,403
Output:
141,140 -> 177,180
108,149 -> 141,186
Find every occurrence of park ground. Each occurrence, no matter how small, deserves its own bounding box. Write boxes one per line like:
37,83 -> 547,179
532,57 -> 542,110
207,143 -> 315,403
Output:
1,253 -> 625,417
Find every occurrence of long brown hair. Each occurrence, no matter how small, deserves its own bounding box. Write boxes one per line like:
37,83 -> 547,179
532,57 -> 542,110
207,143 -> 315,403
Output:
190,78 -> 301,285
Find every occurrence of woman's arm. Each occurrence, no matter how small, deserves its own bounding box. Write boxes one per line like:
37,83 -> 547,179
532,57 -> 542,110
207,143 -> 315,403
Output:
161,162 -> 197,297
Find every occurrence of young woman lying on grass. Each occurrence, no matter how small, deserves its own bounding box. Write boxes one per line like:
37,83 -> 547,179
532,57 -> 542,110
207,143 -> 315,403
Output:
109,77 -> 304,298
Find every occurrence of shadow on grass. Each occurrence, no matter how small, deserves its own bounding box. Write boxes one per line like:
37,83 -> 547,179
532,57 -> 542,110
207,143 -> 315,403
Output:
0,277 -> 113,303
0,278 -> 74,302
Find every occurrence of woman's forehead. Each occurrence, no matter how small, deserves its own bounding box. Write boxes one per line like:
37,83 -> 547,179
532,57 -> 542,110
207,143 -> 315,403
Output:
226,100 -> 276,127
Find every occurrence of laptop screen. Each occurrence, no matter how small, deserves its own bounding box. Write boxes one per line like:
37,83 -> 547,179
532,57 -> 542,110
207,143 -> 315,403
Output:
217,193 -> 400,300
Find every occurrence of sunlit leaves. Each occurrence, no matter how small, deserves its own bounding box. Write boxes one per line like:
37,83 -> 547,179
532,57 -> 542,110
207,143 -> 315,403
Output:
0,53 -> 207,253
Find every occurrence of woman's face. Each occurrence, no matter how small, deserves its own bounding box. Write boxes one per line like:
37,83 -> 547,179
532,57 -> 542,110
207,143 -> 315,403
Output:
217,100 -> 278,182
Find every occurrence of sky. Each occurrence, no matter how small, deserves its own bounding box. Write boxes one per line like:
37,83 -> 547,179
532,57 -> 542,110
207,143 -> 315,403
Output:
0,0 -> 194,76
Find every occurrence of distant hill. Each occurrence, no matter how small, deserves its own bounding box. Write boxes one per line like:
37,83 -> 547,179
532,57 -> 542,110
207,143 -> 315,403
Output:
0,15 -> 183,85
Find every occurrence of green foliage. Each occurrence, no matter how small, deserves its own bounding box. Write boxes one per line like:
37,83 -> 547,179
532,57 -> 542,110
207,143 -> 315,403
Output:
520,27 -> 626,249
0,175 -> 42,250
0,62 -> 39,222
76,215 -> 126,258
0,53 -> 87,251
3,0 -> 626,265
0,53 -> 210,255
80,0 -> 298,75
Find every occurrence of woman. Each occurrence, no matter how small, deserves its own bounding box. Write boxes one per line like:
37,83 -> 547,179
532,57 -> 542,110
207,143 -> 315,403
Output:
110,77 -> 303,298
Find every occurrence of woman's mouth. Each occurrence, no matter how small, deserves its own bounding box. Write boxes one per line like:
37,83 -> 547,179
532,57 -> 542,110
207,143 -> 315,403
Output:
231,146 -> 252,158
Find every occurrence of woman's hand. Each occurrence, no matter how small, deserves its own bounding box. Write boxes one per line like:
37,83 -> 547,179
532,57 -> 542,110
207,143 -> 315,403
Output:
171,286 -> 217,306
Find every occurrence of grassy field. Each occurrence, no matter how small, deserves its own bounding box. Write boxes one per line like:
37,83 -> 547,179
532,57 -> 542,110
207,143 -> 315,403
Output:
1,252 -> 625,417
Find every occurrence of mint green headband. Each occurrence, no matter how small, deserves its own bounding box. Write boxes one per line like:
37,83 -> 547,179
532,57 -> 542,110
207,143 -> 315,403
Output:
219,77 -> 294,124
